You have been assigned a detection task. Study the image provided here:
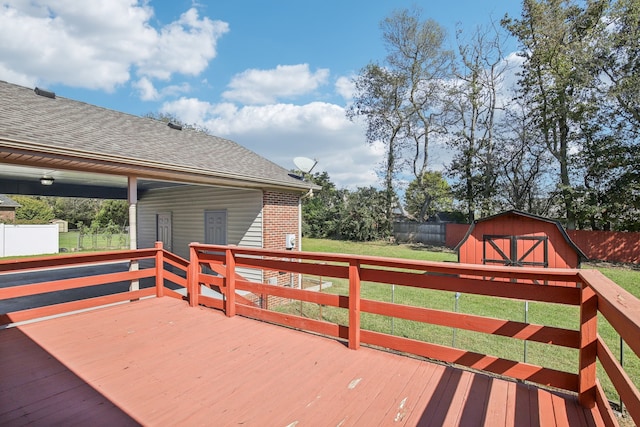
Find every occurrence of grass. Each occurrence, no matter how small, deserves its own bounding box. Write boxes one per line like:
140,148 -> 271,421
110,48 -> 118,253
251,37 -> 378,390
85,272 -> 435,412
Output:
302,238 -> 458,262
59,231 -> 129,252
282,237 -> 640,404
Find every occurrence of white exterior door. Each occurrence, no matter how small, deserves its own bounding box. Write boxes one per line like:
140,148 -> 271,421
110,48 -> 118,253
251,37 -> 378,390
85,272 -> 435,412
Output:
205,210 -> 227,246
156,212 -> 172,252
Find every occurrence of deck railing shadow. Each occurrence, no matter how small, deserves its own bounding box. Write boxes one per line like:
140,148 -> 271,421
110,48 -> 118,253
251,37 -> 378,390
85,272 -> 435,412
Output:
0,327 -> 142,425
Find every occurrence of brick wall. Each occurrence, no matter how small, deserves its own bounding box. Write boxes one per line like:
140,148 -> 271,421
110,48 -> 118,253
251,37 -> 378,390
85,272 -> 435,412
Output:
262,190 -> 300,252
262,191 -> 301,306
0,209 -> 16,223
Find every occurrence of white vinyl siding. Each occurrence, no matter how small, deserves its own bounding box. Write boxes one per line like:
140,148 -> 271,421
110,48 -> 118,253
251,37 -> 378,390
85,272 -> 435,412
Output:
137,185 -> 263,281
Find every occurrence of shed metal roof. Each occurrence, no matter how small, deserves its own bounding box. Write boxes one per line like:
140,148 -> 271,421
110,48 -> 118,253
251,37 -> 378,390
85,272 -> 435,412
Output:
0,81 -> 314,193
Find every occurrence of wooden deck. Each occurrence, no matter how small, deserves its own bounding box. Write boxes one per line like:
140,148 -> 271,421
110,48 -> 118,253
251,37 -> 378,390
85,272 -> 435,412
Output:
1,297 -> 602,426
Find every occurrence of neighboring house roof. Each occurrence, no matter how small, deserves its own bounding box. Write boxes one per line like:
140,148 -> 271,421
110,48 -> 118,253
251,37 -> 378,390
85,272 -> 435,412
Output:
0,194 -> 20,208
0,81 -> 316,192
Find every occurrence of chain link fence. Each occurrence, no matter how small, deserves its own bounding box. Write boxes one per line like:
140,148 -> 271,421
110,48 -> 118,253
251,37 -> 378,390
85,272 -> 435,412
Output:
59,230 -> 130,252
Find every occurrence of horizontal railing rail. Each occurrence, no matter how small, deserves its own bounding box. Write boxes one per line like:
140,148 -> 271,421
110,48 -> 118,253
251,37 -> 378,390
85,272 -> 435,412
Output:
0,243 -> 188,325
189,243 -> 640,426
0,248 -> 158,273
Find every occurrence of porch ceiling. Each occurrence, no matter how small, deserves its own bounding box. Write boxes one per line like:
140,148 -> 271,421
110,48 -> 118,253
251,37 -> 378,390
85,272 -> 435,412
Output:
0,148 -> 307,198
0,159 -> 184,199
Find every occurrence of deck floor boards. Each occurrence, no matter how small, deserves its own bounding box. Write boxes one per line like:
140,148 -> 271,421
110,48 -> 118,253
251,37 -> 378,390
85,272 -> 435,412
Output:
0,297 -> 604,426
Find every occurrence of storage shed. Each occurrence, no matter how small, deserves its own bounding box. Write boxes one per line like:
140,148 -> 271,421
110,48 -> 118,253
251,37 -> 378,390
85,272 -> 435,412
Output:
456,210 -> 587,269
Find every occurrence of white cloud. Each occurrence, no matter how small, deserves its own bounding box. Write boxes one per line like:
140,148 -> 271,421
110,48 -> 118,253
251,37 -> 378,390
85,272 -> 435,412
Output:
133,77 -> 160,101
0,63 -> 36,87
137,8 -> 229,80
335,75 -> 355,101
500,52 -> 524,96
222,64 -> 330,105
161,97 -> 379,188
133,77 -> 191,101
160,97 -> 214,126
0,2 -> 227,91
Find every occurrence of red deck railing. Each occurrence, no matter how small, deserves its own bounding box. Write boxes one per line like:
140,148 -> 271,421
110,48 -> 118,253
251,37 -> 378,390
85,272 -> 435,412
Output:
188,243 -> 640,426
1,243 -> 638,426
0,242 -> 188,325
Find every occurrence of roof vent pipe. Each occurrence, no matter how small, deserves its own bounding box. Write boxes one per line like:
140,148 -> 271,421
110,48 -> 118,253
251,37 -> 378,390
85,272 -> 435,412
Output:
34,87 -> 56,99
167,122 -> 182,131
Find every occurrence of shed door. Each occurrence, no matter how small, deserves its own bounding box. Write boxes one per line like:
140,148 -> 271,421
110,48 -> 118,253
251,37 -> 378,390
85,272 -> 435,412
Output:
205,210 -> 227,246
483,235 -> 548,267
156,212 -> 172,252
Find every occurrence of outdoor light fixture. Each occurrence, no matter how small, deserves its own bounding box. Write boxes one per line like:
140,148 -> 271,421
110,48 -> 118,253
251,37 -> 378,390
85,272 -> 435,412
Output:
40,176 -> 55,186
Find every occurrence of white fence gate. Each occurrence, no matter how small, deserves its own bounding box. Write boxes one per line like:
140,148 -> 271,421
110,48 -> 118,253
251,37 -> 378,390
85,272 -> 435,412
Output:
0,224 -> 59,257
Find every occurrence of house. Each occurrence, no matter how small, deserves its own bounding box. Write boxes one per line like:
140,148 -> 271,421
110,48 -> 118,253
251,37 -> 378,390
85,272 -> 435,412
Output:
0,194 -> 20,223
0,81 -> 317,284
456,210 -> 587,269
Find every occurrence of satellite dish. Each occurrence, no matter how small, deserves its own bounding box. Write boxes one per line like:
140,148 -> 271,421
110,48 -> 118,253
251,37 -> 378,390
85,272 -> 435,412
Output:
293,157 -> 317,174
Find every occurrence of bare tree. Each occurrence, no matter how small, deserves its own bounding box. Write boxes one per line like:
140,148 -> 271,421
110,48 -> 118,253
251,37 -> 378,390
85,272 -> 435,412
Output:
447,22 -> 510,222
496,99 -> 555,215
348,7 -> 453,228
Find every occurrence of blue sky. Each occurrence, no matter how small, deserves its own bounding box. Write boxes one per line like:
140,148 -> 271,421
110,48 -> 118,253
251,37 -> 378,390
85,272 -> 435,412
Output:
0,0 -> 522,189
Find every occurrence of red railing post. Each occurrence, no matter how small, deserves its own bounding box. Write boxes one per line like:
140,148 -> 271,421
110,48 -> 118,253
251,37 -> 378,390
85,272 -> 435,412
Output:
155,242 -> 164,298
579,282 -> 598,407
225,248 -> 236,317
187,244 -> 199,307
349,259 -> 361,350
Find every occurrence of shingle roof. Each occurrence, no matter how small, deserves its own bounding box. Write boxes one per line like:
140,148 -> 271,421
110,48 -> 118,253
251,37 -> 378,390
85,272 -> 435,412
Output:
0,81 -> 312,191
0,194 -> 20,208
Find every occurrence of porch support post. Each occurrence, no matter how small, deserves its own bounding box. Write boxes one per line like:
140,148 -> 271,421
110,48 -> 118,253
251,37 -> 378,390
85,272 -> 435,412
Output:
579,283 -> 598,407
128,176 -> 139,292
348,259 -> 361,350
225,248 -> 236,317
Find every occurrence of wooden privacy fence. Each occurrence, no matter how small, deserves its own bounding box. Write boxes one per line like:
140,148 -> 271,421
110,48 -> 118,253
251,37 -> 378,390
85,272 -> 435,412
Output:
189,243 -> 640,426
392,222 -> 446,244
567,230 -> 640,264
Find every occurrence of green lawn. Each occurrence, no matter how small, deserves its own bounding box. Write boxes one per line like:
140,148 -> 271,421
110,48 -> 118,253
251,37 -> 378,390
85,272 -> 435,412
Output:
59,231 -> 129,252
289,237 -> 639,403
302,237 -> 458,262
